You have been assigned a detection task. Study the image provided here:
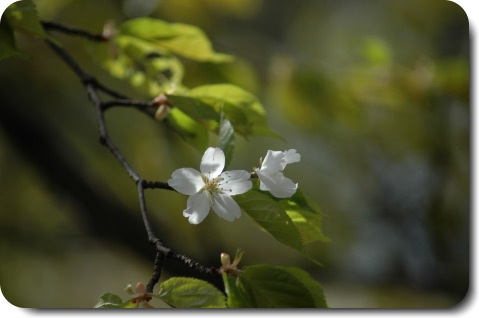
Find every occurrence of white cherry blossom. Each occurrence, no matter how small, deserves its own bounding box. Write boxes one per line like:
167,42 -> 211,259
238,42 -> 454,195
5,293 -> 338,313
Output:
255,149 -> 300,198
168,147 -> 252,224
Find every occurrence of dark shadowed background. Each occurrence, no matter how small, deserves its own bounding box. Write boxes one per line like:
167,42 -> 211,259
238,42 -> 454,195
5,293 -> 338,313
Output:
0,0 -> 469,308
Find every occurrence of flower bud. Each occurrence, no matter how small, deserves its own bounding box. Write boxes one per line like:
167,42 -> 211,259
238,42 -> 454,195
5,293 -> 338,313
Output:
220,252 -> 231,267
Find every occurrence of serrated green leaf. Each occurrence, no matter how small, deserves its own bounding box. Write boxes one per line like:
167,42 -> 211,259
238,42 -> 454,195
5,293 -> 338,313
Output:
235,184 -> 326,264
218,112 -> 235,168
281,190 -> 330,244
119,17 -> 233,63
0,18 -> 29,61
235,185 -> 304,253
167,108 -> 209,152
4,0 -> 47,39
283,266 -> 329,308
236,264 -> 328,308
93,293 -> 123,308
158,277 -> 226,308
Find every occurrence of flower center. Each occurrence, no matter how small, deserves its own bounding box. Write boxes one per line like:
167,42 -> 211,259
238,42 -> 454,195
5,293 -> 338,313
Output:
202,175 -> 223,194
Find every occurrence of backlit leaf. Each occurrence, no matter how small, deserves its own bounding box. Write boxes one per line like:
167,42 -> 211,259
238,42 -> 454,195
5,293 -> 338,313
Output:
281,190 -> 330,244
90,34 -> 184,96
119,17 -> 233,62
166,107 -> 209,152
169,84 -> 281,139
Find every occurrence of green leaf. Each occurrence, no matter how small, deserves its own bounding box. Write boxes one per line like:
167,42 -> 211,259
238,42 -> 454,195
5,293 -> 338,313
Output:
218,111 -> 235,168
4,0 -> 47,39
167,93 -> 220,130
90,34 -> 184,96
284,267 -> 329,308
234,185 -> 304,253
222,273 -> 249,308
157,277 -> 226,308
121,299 -> 139,308
235,184 -> 327,264
119,17 -> 233,62
0,18 -> 29,61
166,108 -> 209,152
189,84 -> 280,138
169,84 -> 281,139
94,293 -> 124,308
235,264 -> 328,308
281,190 -> 330,244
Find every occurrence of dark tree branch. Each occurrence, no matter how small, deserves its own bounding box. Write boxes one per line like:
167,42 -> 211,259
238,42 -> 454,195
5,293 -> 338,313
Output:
146,251 -> 165,293
143,180 -> 175,191
41,20 -> 107,42
42,23 -> 220,292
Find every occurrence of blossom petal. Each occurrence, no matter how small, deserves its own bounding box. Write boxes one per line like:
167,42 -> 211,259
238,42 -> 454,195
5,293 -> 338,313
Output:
257,170 -> 298,198
183,192 -> 211,224
200,147 -> 225,179
168,168 -> 204,195
211,193 -> 242,221
218,170 -> 252,195
281,149 -> 301,169
260,150 -> 284,172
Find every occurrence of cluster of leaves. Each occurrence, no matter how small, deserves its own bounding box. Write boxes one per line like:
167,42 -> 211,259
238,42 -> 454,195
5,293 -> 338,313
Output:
93,17 -> 279,153
1,0 -> 330,308
95,263 -> 327,308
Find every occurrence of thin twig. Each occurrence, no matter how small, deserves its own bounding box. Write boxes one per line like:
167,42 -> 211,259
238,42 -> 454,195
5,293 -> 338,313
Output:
43,24 -> 219,292
146,251 -> 165,293
41,20 -> 106,42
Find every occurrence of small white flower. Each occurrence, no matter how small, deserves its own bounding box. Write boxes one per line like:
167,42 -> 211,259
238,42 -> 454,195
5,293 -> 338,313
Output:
255,149 -> 300,198
168,147 -> 252,224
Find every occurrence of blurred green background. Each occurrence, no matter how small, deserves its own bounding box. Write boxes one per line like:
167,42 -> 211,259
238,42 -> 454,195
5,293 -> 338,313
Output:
0,0 -> 469,308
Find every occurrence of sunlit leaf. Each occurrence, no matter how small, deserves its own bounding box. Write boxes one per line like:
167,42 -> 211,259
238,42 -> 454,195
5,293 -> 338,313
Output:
90,34 -> 184,96
169,84 -> 281,139
157,277 -> 226,308
236,264 -> 328,308
93,293 -> 123,308
281,189 -> 330,244
167,93 -> 220,130
119,17 -> 233,62
166,107 -> 209,151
